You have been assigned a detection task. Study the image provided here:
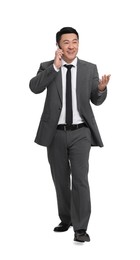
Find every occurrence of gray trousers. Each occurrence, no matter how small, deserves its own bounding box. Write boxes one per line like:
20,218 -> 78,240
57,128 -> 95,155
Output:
47,126 -> 91,231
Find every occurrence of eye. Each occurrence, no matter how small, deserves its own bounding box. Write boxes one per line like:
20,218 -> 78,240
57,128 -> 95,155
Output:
64,41 -> 69,45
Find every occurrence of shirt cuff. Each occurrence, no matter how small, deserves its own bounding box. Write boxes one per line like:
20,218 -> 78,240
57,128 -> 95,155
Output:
98,87 -> 106,95
53,64 -> 60,72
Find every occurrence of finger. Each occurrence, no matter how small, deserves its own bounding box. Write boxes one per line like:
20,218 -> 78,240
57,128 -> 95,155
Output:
57,51 -> 63,60
107,75 -> 111,82
56,49 -> 63,55
104,75 -> 110,83
102,75 -> 106,84
58,49 -> 64,54
101,76 -> 105,83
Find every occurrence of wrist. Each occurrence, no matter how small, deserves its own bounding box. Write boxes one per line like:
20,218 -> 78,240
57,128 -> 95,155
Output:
98,86 -> 106,92
53,63 -> 60,72
98,85 -> 106,92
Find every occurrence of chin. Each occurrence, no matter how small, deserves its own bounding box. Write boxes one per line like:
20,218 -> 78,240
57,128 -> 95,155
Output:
67,55 -> 75,60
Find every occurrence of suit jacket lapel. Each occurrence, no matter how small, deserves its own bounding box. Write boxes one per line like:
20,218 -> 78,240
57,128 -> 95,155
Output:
55,70 -> 62,104
76,59 -> 85,112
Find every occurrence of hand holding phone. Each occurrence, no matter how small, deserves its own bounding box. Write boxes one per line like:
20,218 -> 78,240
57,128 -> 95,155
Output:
54,47 -> 64,69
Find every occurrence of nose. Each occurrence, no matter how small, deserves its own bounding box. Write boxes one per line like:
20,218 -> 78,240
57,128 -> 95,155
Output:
68,43 -> 74,49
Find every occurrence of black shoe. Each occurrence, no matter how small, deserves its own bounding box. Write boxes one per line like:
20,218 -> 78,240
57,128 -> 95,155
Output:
54,222 -> 72,232
74,229 -> 90,242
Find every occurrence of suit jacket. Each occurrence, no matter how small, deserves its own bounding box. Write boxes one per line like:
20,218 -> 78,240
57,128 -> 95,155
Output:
29,58 -> 107,147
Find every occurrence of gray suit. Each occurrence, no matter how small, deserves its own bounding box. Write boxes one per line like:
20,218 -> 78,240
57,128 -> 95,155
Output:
30,58 -> 107,147
29,58 -> 107,231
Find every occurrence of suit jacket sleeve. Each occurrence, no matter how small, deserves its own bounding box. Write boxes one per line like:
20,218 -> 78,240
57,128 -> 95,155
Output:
90,65 -> 107,105
29,62 -> 58,94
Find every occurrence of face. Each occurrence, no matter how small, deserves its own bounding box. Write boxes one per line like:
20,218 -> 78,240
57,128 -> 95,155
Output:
58,33 -> 79,63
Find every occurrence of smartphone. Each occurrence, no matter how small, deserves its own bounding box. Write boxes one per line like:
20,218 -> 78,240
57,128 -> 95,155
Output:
57,44 -> 63,60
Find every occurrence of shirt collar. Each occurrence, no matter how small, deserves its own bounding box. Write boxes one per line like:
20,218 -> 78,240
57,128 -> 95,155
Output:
62,57 -> 77,67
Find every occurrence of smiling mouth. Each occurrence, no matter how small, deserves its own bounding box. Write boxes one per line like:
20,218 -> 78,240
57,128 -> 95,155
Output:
67,52 -> 75,54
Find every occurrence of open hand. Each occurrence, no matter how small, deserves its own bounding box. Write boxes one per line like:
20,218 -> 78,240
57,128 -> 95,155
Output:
98,74 -> 111,91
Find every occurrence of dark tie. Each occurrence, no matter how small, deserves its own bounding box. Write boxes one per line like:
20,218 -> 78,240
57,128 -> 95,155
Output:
64,64 -> 73,125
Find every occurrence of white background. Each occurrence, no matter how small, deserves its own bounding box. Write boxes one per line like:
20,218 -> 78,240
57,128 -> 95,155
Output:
0,0 -> 140,259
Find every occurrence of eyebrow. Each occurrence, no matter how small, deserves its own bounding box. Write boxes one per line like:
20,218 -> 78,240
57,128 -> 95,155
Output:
63,39 -> 78,43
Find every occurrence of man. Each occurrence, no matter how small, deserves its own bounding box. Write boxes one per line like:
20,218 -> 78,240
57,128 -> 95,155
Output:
29,27 -> 110,243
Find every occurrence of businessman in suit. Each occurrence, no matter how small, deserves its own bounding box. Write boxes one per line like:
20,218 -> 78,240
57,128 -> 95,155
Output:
29,27 -> 110,242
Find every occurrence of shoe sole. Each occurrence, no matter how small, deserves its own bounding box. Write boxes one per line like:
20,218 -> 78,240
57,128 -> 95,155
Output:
74,238 -> 85,243
74,238 -> 90,242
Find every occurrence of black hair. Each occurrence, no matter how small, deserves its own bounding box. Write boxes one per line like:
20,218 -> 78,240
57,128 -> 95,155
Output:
56,27 -> 79,44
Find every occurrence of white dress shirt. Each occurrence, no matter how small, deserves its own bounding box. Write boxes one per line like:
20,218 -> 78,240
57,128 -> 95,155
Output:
54,58 -> 84,125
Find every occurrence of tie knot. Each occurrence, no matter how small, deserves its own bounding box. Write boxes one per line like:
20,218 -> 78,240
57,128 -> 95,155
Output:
64,64 -> 74,70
